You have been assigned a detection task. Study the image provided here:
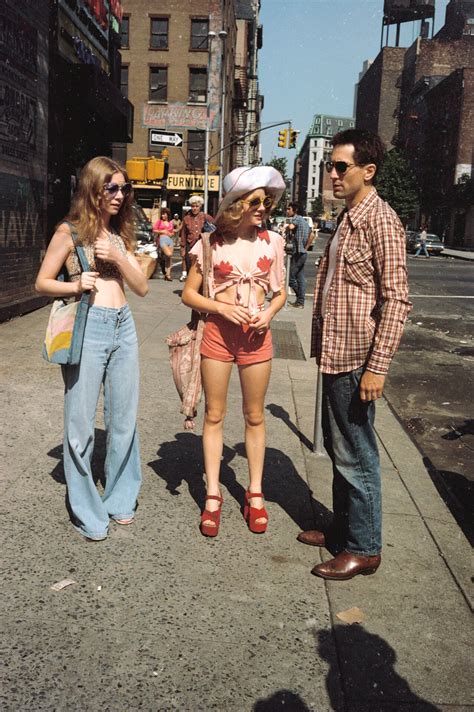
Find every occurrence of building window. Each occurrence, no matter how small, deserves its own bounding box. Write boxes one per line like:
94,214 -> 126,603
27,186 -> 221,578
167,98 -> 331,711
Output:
188,130 -> 205,168
149,66 -> 167,102
190,19 -> 209,50
312,177 -> 315,185
120,65 -> 129,98
327,127 -> 332,135
338,119 -> 343,126
326,118 -> 331,124
313,152 -> 317,160
189,67 -> 207,103
350,121 -> 355,127
150,17 -> 168,49
120,16 -> 130,48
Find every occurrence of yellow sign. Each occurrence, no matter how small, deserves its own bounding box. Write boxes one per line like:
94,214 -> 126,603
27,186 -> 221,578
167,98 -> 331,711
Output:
168,174 -> 219,192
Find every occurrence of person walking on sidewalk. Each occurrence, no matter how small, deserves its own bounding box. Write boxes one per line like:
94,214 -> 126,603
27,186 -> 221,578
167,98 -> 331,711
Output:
153,207 -> 175,281
182,166 -> 286,537
415,226 -> 430,258
285,203 -> 313,308
298,130 -> 411,580
35,156 -> 149,541
179,195 -> 214,282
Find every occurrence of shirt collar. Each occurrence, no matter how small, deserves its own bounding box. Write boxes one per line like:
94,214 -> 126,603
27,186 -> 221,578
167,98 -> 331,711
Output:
345,187 -> 378,229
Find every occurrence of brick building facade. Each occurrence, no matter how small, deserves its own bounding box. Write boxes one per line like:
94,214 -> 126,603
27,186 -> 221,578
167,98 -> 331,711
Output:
118,0 -> 237,217
0,0 -> 50,321
356,47 -> 406,148
356,0 -> 473,246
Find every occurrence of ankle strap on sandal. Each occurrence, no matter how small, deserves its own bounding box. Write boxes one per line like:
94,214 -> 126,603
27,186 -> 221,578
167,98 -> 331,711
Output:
246,492 -> 263,499
205,494 -> 223,502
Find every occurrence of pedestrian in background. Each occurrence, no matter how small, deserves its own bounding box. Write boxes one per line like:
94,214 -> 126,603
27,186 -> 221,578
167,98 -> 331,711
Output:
415,226 -> 430,258
182,166 -> 286,538
298,129 -> 411,580
285,202 -> 314,308
179,195 -> 213,282
172,213 -> 182,247
153,207 -> 175,281
35,156 -> 148,541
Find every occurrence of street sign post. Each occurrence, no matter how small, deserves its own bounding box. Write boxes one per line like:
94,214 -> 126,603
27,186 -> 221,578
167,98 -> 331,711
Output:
149,130 -> 183,148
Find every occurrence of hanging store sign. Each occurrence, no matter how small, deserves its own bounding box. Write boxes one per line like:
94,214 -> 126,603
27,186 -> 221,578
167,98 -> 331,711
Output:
143,103 -> 218,130
167,174 -> 219,192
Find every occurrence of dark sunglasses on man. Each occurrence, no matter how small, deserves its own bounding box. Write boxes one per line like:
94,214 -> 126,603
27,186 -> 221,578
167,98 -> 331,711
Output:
325,161 -> 357,175
103,182 -> 133,197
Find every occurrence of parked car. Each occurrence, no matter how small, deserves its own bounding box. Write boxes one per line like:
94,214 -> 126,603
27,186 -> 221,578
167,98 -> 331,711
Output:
406,232 -> 444,255
132,202 -> 154,243
318,220 -> 336,233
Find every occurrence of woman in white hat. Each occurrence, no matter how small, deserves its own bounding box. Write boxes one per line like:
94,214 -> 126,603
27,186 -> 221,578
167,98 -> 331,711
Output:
182,166 -> 286,537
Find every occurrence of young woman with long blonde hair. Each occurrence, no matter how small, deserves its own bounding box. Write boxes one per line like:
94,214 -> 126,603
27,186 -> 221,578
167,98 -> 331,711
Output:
182,166 -> 286,537
36,156 -> 148,541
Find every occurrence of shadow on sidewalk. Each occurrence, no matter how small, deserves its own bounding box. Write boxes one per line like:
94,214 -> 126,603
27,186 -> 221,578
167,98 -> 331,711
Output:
266,403 -> 314,452
253,690 -> 312,710
149,432 -> 331,530
316,627 -> 440,711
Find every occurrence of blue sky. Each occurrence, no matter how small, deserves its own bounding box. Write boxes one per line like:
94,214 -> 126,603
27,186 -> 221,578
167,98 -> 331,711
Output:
259,0 -> 450,170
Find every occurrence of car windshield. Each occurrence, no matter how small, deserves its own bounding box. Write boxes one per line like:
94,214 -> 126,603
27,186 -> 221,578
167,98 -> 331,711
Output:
426,235 -> 442,243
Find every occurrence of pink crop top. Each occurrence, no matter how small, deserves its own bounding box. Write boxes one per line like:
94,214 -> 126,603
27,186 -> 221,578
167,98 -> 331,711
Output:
190,228 -> 285,315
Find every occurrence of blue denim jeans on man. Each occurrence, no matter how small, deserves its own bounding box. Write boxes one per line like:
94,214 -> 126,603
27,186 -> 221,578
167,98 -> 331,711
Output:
322,366 -> 381,556
289,251 -> 307,306
62,304 -> 142,539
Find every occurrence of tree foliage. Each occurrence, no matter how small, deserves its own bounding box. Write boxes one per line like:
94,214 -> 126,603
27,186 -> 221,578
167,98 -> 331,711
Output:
377,149 -> 419,222
310,196 -> 323,218
267,157 -> 289,215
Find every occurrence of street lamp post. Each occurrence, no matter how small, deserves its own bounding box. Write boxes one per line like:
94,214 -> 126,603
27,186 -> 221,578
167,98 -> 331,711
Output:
218,29 -> 228,202
203,31 -> 216,214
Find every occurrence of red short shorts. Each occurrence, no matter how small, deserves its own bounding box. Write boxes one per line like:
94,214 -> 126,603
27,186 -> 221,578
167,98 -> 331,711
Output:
201,313 -> 273,365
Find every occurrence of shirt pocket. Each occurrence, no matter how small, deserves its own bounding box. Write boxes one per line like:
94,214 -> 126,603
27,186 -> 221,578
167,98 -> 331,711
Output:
343,246 -> 374,286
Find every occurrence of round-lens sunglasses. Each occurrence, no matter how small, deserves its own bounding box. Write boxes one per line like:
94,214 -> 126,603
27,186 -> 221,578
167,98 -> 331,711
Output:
243,195 -> 274,210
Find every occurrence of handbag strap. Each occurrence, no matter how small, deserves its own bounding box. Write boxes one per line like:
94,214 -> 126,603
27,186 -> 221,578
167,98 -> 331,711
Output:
64,221 -> 91,273
201,233 -> 211,300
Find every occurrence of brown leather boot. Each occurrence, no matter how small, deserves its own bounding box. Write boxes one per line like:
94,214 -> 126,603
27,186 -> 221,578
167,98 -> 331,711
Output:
297,530 -> 327,547
311,551 -> 381,581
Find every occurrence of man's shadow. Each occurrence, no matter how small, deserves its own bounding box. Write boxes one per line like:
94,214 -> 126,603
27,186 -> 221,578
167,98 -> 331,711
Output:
253,690 -> 312,711
266,403 -> 314,452
316,627 -> 440,711
149,432 -> 331,530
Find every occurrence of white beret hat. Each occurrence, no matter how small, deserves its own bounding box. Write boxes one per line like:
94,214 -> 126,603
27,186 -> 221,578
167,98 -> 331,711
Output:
215,165 -> 285,219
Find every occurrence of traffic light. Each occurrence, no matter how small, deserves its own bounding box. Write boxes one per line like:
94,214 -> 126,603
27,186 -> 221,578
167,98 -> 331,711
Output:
288,129 -> 299,149
278,129 -> 288,148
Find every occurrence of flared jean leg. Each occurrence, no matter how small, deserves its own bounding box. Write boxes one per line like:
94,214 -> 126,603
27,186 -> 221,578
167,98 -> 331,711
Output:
63,349 -> 109,539
101,310 -> 142,520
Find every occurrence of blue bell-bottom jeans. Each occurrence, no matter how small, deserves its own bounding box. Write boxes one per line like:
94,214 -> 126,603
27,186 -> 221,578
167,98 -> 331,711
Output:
62,304 -> 142,539
322,366 -> 382,556
289,252 -> 307,306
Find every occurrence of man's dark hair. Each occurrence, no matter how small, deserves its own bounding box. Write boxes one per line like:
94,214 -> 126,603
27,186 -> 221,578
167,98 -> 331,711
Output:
288,202 -> 303,214
332,129 -> 385,177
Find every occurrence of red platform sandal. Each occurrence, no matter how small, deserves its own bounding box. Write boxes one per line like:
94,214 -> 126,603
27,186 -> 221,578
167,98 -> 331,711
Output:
200,495 -> 223,537
244,491 -> 268,534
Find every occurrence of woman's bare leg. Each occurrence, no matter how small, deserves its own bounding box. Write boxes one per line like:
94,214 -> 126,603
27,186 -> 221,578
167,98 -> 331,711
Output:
201,357 -> 233,525
238,359 -> 272,524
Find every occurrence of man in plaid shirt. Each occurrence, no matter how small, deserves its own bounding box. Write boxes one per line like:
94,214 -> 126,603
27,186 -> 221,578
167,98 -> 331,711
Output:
298,129 -> 411,580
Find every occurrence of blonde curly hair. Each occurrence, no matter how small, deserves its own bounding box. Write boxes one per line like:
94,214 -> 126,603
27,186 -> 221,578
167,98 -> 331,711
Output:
215,196 -> 273,238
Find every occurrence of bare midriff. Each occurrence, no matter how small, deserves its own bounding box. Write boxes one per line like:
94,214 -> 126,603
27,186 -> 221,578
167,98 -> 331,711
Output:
88,276 -> 128,309
214,282 -> 266,313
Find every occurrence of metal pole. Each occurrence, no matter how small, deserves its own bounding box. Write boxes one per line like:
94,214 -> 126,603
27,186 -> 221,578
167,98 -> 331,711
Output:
218,30 -> 227,202
204,31 -> 216,214
313,367 -> 325,455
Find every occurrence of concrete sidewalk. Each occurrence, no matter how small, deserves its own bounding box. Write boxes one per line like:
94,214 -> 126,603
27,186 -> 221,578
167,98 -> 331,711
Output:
441,247 -> 474,261
0,277 -> 472,711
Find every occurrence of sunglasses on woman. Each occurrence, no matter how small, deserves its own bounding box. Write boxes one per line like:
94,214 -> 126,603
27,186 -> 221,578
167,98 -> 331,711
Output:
103,182 -> 133,197
325,161 -> 357,175
243,195 -> 274,210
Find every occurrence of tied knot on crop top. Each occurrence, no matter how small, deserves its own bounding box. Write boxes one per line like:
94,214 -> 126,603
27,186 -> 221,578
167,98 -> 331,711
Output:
190,228 -> 285,315
66,230 -> 127,281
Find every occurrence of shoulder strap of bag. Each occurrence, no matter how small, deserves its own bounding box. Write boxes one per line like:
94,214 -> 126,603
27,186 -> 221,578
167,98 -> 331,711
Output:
64,221 -> 91,273
201,233 -> 211,300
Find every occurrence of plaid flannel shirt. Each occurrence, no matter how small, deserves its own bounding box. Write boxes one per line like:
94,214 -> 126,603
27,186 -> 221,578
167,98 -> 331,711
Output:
290,215 -> 311,253
311,189 -> 412,375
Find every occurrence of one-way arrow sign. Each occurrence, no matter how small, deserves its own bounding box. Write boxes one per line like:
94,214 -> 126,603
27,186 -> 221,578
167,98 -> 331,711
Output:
149,130 -> 183,148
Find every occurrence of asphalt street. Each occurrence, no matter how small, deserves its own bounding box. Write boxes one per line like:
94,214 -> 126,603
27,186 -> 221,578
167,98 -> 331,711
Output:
303,234 -> 474,541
